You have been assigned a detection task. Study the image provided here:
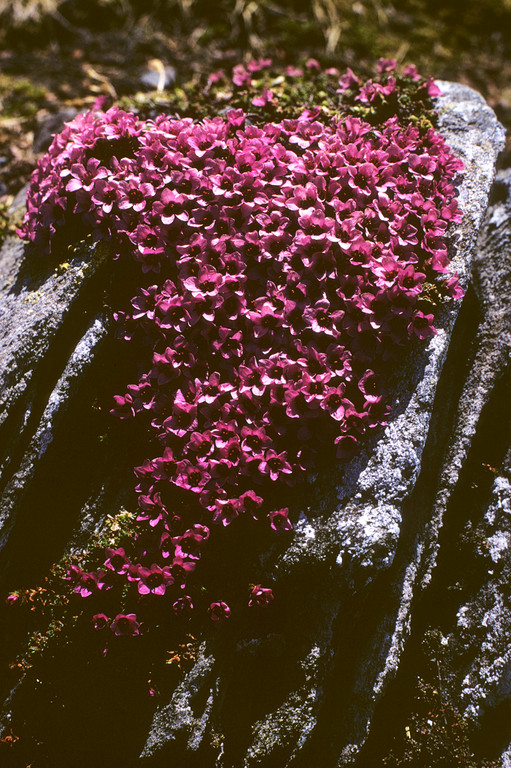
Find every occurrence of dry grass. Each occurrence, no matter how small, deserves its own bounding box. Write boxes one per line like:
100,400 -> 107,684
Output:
0,0 -> 62,25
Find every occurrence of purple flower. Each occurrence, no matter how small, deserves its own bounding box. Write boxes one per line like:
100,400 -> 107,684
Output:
93,613 -> 110,630
337,67 -> 361,92
212,328 -> 244,359
198,372 -> 233,404
403,64 -> 421,80
269,508 -> 293,533
152,340 -> 195,382
152,447 -> 179,481
110,613 -> 141,636
137,492 -> 167,527
408,311 -> 436,339
117,179 -> 155,212
72,570 -> 102,598
209,601 -> 231,621
286,182 -> 320,212
284,386 -> 312,419
212,420 -> 238,448
298,210 -> 335,238
259,450 -> 293,482
173,525 -> 209,560
252,87 -> 274,108
248,585 -> 274,607
247,58 -> 273,72
155,295 -> 191,334
238,490 -> 264,518
240,426 -> 270,456
303,298 -> 343,336
219,438 -> 243,467
232,65 -> 251,87
5,592 -> 20,606
321,386 -> 348,421
162,401 -> 198,438
173,460 -> 211,491
358,370 -> 384,403
173,595 -> 193,614
183,265 -> 224,298
63,158 -> 107,192
104,547 -> 130,574
153,188 -> 188,223
247,300 -> 283,338
238,363 -> 266,397
90,178 -> 119,214
188,431 -> 214,458
131,224 -> 166,256
171,557 -> 196,584
131,285 -> 159,321
212,498 -> 241,527
111,393 -> 135,419
208,458 -> 235,486
137,564 -> 174,595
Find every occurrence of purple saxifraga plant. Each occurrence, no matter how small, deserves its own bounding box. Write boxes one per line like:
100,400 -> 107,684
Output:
17,60 -> 463,635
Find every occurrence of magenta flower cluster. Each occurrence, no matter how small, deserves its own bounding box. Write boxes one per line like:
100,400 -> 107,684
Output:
337,58 -> 442,106
18,67 -> 463,631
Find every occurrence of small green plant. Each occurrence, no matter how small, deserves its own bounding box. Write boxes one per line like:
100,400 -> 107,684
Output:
7,509 -> 137,672
0,199 -> 15,247
0,73 -> 47,120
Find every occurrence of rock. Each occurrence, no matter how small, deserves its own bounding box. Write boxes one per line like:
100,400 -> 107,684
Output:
34,109 -> 80,154
414,167 -> 511,766
0,237 -> 108,553
349,170 -> 511,767
0,233 -> 140,654
139,60 -> 177,91
0,83 -> 505,768
139,83 -> 505,767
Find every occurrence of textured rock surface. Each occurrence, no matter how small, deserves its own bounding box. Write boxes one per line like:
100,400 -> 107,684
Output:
139,82 -> 506,767
350,164 -> 511,768
425,168 -> 511,765
0,235 -> 127,584
0,84 -> 507,768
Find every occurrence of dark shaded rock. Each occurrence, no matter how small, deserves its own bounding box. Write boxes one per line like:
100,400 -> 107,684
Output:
33,108 -> 79,154
354,170 -> 511,767
419,167 -> 511,766
0,236 -> 109,554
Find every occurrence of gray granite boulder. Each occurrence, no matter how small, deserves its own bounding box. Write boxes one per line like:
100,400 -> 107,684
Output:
0,83 -> 505,768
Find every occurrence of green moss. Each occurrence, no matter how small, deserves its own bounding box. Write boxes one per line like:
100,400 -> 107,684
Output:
115,58 -> 437,135
0,196 -> 24,251
0,73 -> 47,119
8,508 -> 137,673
